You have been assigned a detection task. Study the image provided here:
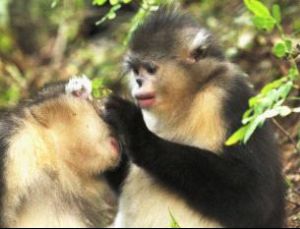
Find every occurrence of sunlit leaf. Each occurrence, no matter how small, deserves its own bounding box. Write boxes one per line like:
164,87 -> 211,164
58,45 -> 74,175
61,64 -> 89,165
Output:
109,0 -> 119,5
93,0 -> 108,5
243,109 -> 253,120
272,42 -> 287,58
0,33 -> 13,53
288,65 -> 299,80
272,4 -> 281,24
243,117 -> 262,143
261,78 -> 286,94
108,12 -> 117,20
252,16 -> 276,31
51,0 -> 59,8
277,81 -> 293,99
244,0 -> 272,18
278,106 -> 292,117
262,109 -> 280,119
225,126 -> 248,146
249,96 -> 259,107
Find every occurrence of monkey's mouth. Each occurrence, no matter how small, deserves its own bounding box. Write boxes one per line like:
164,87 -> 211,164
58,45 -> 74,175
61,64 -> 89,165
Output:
109,136 -> 120,156
135,93 -> 156,109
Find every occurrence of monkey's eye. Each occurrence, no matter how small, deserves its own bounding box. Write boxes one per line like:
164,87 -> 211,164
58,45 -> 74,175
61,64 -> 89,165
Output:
126,63 -> 139,75
132,67 -> 139,75
145,63 -> 158,75
191,47 -> 207,61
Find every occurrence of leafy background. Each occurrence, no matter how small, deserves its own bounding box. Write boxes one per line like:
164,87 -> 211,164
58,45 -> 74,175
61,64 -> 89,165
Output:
0,0 -> 299,227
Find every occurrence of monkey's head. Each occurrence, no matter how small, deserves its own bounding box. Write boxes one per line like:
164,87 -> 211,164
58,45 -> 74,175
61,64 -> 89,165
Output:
125,7 -> 225,119
28,77 -> 120,176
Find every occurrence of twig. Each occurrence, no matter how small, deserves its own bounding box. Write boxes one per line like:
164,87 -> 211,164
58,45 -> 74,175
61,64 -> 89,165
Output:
287,199 -> 300,209
52,0 -> 70,66
272,118 -> 299,153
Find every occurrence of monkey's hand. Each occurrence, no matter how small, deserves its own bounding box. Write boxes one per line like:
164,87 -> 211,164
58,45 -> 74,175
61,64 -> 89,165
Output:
103,96 -> 150,160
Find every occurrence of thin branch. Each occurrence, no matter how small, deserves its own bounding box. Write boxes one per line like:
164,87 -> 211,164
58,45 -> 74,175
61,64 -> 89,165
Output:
272,118 -> 299,153
287,199 -> 300,209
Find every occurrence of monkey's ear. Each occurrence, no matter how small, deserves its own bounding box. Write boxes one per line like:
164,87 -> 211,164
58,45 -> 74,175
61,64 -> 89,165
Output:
187,29 -> 211,63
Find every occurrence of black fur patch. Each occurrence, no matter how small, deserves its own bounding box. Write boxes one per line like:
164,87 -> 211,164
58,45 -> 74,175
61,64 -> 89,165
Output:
107,8 -> 285,227
130,7 -> 198,57
222,76 -> 285,227
129,7 -> 224,60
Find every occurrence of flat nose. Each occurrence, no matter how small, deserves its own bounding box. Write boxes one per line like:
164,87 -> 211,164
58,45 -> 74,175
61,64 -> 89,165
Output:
136,78 -> 143,87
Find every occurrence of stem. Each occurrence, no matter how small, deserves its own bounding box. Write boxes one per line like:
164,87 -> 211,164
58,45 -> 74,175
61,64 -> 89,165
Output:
276,23 -> 286,40
272,118 -> 299,153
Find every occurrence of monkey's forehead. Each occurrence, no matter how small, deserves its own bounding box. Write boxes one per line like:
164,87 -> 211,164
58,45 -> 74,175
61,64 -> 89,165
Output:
129,33 -> 177,58
129,7 -> 203,56
129,19 -> 214,60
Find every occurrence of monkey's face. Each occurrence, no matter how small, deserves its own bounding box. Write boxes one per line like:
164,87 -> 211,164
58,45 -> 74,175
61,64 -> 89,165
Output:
126,55 -> 196,118
125,8 -> 224,118
30,96 -> 120,176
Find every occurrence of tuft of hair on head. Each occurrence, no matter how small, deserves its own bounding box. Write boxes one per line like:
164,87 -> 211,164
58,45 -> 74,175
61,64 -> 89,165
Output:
129,5 -> 223,61
132,5 -> 197,38
65,75 -> 93,100
129,6 -> 198,56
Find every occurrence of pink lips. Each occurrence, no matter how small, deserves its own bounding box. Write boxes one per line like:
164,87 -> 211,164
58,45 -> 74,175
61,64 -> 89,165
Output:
135,93 -> 156,109
109,137 -> 120,156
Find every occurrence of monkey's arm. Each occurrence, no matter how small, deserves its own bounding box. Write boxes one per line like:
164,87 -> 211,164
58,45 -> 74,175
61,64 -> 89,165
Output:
104,96 -> 264,226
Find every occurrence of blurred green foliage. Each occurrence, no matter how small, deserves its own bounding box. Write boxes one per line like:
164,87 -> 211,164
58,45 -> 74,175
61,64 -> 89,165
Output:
226,0 -> 299,146
169,209 -> 181,228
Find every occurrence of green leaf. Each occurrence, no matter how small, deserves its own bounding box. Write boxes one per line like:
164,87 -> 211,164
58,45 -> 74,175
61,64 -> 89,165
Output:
278,106 -> 292,117
51,0 -> 59,8
169,210 -> 181,228
92,78 -> 112,99
225,126 -> 248,146
279,81 -> 293,99
0,33 -> 13,53
93,0 -> 108,5
244,0 -> 272,18
109,0 -> 119,5
95,3 -> 122,25
4,85 -> 21,104
243,109 -> 254,120
288,65 -> 299,79
271,39 -> 293,59
243,117 -> 262,143
92,78 -> 104,89
107,12 -> 117,20
252,16 -> 276,31
285,39 -> 293,53
249,96 -> 259,107
272,42 -> 287,58
261,78 -> 286,94
272,4 -> 281,24
122,0 -> 132,3
262,108 -> 280,119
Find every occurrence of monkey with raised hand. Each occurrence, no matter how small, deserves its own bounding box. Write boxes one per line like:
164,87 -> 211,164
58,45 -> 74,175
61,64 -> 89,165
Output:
104,8 -> 285,228
0,76 -> 120,228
